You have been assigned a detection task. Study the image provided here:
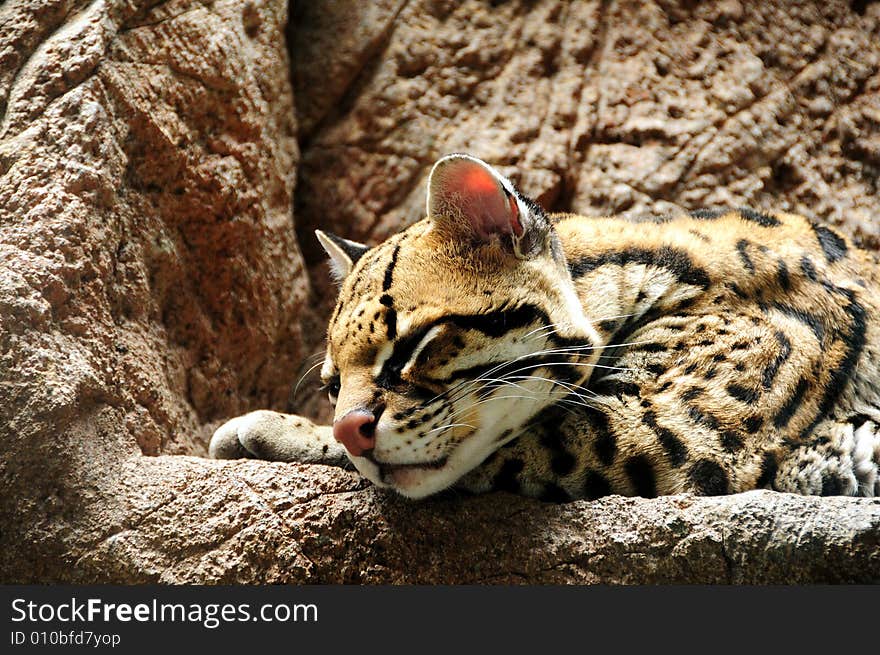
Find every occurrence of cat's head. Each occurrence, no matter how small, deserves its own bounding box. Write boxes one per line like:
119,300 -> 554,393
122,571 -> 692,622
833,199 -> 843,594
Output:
317,154 -> 600,498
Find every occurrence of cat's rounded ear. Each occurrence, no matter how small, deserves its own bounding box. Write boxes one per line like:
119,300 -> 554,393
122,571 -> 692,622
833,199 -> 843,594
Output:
426,154 -> 549,258
316,230 -> 369,280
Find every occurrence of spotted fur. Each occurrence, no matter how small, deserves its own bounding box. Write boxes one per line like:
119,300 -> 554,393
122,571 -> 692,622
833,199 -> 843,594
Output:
211,155 -> 880,501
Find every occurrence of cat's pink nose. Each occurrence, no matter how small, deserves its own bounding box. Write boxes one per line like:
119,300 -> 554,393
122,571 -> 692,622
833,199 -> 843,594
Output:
333,409 -> 376,457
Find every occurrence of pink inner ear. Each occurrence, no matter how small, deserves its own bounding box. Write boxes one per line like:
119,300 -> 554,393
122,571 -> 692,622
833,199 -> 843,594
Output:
437,161 -> 521,239
460,166 -> 499,195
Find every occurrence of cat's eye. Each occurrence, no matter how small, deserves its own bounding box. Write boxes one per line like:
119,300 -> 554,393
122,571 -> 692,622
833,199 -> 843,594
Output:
324,375 -> 341,404
486,314 -> 505,329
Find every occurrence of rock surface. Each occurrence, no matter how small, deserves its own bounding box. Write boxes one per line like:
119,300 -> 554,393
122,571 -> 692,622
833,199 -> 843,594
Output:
294,0 -> 880,253
2,0 -> 879,583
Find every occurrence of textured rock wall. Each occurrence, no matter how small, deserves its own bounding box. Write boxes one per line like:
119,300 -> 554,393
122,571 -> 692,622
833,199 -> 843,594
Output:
294,0 -> 880,249
0,0 -> 308,579
1,0 -> 879,583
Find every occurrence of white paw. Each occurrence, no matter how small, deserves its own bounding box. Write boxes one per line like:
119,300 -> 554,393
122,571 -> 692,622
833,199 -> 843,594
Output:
208,411 -> 272,460
209,410 -> 343,464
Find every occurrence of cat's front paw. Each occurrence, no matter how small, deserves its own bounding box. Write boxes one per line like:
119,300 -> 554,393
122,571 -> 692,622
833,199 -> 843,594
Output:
209,411 -> 265,460
209,410 -> 345,465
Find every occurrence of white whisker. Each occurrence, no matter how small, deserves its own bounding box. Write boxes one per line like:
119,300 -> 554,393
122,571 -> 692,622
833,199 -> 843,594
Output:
306,350 -> 327,362
424,422 -> 476,435
292,359 -> 326,400
522,321 -> 575,339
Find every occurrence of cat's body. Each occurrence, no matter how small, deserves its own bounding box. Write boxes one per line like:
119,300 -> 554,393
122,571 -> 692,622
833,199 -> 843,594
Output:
211,155 -> 880,500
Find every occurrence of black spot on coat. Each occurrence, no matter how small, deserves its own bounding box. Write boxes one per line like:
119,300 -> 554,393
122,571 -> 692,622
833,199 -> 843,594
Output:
690,208 -> 727,220
689,459 -> 729,495
642,409 -> 688,466
736,239 -> 755,273
625,456 -> 657,498
727,383 -> 759,404
492,458 -> 524,493
756,452 -> 778,488
568,246 -> 710,289
738,207 -> 781,227
810,222 -> 848,263
583,470 -> 612,499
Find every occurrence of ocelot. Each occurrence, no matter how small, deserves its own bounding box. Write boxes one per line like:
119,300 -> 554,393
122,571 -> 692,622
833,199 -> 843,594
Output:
210,154 -> 880,501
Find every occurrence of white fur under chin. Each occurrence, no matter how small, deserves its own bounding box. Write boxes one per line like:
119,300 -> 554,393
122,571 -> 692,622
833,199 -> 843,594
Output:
351,378 -> 552,499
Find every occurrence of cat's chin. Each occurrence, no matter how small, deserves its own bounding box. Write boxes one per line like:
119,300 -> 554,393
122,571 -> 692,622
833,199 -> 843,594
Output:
348,454 -> 460,499
383,462 -> 458,499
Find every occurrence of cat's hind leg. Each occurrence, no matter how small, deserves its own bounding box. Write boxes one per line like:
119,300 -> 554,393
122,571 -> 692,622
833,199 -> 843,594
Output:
209,410 -> 349,467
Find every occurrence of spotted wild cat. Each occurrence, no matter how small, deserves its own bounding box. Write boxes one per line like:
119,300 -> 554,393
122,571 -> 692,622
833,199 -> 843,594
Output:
210,154 -> 880,501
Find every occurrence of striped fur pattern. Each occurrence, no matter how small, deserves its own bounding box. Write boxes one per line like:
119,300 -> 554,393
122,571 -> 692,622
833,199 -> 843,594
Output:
211,155 -> 880,501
